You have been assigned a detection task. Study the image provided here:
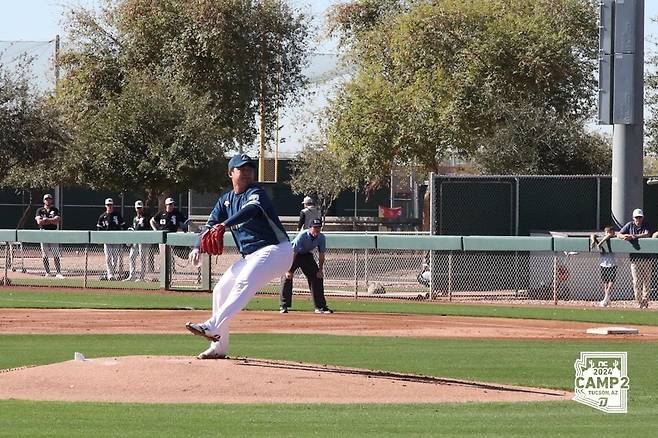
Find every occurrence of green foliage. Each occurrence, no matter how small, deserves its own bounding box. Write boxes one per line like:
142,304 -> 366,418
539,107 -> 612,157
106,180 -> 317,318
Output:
645,54 -> 658,157
325,0 -> 605,184
289,141 -> 359,215
0,59 -> 66,188
56,0 -> 310,198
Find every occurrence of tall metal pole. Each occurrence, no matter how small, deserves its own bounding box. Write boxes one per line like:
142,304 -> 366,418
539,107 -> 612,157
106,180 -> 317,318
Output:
610,0 -> 644,227
258,32 -> 267,182
54,35 -> 63,227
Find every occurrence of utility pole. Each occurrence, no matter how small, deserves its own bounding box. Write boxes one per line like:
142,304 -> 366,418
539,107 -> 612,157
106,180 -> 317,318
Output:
599,0 -> 645,227
54,34 -> 63,227
258,32 -> 267,182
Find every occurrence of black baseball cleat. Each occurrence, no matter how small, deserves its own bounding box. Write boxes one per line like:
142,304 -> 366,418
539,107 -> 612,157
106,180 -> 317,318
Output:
185,322 -> 221,342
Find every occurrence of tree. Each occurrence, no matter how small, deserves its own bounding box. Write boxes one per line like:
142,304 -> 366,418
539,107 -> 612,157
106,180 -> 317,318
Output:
645,54 -> 658,158
325,0 -> 604,185
56,0 -> 310,203
0,59 -> 66,188
472,103 -> 611,175
289,142 -> 358,218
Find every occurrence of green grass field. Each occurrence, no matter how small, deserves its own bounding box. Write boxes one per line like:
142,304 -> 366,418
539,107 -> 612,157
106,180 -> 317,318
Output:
1,288 -> 656,437
2,288 -> 658,325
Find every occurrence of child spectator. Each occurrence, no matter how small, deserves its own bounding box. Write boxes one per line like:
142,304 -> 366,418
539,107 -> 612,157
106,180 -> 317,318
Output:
590,226 -> 616,307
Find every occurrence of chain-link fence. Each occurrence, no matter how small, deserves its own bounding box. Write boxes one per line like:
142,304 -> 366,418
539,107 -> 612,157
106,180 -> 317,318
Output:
2,231 -> 658,309
4,241 -> 162,290
166,245 -> 658,308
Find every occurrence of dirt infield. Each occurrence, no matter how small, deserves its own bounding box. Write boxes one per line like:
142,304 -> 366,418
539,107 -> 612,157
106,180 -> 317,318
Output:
0,356 -> 570,404
2,308 -> 652,404
2,308 -> 658,340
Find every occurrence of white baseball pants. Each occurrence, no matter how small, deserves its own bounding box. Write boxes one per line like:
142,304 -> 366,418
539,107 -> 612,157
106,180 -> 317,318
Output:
203,241 -> 293,355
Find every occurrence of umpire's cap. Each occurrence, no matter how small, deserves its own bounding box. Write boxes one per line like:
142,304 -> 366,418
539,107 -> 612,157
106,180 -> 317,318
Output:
310,219 -> 322,228
228,154 -> 256,170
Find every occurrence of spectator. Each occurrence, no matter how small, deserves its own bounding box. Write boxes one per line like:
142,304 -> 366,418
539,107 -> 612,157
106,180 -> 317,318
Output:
617,208 -> 653,309
298,196 -> 322,231
150,197 -> 189,272
590,226 -> 616,307
34,193 -> 64,279
150,197 -> 188,233
126,200 -> 152,282
96,197 -> 127,280
279,218 -> 333,314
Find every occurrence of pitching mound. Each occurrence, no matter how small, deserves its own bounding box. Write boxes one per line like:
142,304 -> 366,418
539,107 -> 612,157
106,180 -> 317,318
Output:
0,356 -> 569,404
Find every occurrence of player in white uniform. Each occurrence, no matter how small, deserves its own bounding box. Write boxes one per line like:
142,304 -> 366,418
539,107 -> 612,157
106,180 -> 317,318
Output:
186,154 -> 293,359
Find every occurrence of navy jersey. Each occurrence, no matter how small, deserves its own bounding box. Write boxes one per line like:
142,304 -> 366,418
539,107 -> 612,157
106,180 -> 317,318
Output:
206,184 -> 288,255
97,212 -> 127,231
35,207 -> 60,230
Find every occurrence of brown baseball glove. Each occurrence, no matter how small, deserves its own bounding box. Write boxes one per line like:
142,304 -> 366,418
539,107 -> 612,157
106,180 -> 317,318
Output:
199,224 -> 225,255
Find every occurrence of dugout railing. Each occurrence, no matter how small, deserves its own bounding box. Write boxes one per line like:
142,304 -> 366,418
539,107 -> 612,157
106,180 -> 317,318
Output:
2,231 -> 658,308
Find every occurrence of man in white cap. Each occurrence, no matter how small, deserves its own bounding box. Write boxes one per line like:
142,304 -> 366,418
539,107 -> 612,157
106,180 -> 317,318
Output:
297,195 -> 322,231
96,197 -> 127,280
150,197 -> 189,274
618,208 -> 653,308
35,193 -> 64,278
150,197 -> 188,233
126,200 -> 152,281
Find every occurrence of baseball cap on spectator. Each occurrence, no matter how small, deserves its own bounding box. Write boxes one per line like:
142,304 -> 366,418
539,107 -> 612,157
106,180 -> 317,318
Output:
165,198 -> 175,205
228,153 -> 256,170
105,198 -> 114,205
135,200 -> 144,208
310,219 -> 322,228
302,196 -> 315,205
633,208 -> 644,218
43,194 -> 53,201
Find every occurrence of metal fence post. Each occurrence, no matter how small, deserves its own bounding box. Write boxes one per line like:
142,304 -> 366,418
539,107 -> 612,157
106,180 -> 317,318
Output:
83,244 -> 88,289
353,249 -> 358,298
364,248 -> 369,291
3,243 -> 8,285
160,244 -> 169,290
202,253 -> 211,291
448,252 -> 453,301
552,255 -> 558,305
514,251 -> 519,297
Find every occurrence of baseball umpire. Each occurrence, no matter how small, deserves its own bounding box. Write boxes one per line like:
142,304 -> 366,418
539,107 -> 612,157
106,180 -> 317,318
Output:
185,153 -> 293,359
279,218 -> 333,314
35,193 -> 64,278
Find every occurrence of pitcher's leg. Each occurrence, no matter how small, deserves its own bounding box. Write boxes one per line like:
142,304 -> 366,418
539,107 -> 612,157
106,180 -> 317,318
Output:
205,242 -> 293,332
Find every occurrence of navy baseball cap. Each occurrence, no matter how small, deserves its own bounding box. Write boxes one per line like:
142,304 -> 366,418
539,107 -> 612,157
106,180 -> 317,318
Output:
228,154 -> 256,170
310,219 -> 322,227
